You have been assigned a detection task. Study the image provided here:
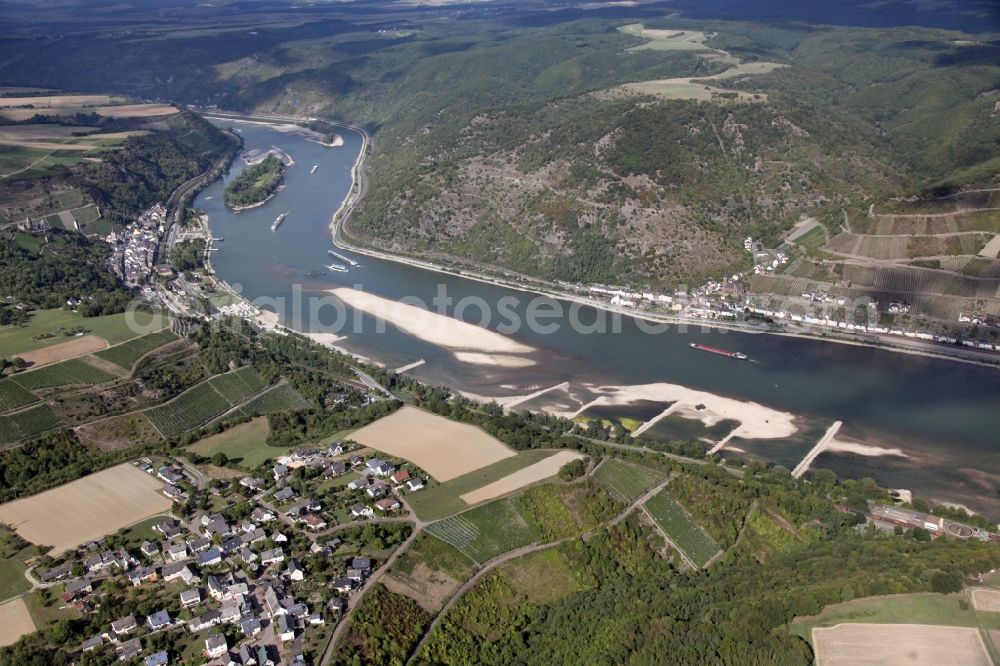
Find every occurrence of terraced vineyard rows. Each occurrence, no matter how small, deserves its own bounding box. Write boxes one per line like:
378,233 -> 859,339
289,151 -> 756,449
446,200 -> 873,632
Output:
644,489 -> 721,568
426,498 -> 539,564
94,329 -> 177,370
241,383 -> 309,416
0,380 -> 38,412
593,458 -> 666,502
207,366 -> 266,404
144,381 -> 232,438
0,404 -> 61,444
11,358 -> 116,391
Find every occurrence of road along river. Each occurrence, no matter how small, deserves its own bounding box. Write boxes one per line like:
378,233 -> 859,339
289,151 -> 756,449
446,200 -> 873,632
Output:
197,118 -> 1000,518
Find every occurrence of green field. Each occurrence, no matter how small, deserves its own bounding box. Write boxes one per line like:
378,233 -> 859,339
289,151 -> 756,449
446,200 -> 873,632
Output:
0,308 -> 166,356
187,417 -> 290,470
644,489 -> 721,568
593,458 -> 667,502
93,329 -> 177,370
789,592 -> 1000,644
516,481 -> 620,541
145,381 -> 230,438
426,497 -> 540,564
207,366 -> 266,404
11,358 -> 116,391
0,404 -> 61,444
240,383 -> 310,416
406,449 -> 557,521
0,381 -> 38,412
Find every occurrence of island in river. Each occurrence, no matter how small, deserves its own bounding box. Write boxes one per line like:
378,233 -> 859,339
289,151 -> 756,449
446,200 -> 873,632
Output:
224,153 -> 285,210
200,117 -> 1000,519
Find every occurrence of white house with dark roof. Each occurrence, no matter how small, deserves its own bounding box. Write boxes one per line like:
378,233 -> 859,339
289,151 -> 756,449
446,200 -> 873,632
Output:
146,609 -> 170,631
205,633 -> 228,659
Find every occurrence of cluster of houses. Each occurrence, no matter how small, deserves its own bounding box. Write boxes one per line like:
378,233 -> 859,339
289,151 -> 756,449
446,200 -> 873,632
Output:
107,203 -> 168,287
268,444 -> 424,523
37,509 -> 343,664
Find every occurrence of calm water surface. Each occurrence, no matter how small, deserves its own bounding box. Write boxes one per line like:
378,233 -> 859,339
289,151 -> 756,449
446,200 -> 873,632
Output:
200,120 -> 1000,517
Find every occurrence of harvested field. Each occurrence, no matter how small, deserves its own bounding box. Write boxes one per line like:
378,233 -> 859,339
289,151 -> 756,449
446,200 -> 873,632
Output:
0,94 -> 113,108
350,406 -> 516,482
17,335 -> 108,367
971,588 -> 1000,613
0,463 -> 171,555
0,598 -> 35,647
459,450 -> 585,505
812,623 -> 991,666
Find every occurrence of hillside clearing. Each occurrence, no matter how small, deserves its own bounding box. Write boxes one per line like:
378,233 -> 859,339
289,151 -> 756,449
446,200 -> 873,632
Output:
459,450 -> 585,505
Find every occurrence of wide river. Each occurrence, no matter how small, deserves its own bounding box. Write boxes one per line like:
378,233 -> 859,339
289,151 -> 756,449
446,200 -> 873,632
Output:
199,119 -> 1000,518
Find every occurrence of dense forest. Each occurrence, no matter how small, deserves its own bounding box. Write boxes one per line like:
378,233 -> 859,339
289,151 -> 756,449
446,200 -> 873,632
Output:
224,155 -> 285,209
0,230 -> 131,315
79,111 -> 234,220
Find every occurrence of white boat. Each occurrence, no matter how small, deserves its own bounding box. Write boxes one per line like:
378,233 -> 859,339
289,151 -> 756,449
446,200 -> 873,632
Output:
271,212 -> 288,231
327,263 -> 348,273
310,165 -> 318,174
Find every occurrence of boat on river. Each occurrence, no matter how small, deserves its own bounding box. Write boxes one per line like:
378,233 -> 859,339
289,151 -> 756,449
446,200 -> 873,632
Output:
327,249 -> 359,267
310,164 -> 318,174
271,212 -> 287,231
327,263 -> 348,273
690,342 -> 748,360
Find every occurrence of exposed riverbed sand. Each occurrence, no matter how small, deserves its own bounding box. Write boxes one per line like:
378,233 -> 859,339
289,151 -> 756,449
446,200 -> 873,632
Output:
824,440 -> 909,458
452,352 -> 536,368
561,383 -> 797,440
330,288 -> 535,363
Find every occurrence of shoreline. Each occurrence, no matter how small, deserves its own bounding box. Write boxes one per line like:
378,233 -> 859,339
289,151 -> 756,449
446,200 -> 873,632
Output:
198,110 -> 1000,372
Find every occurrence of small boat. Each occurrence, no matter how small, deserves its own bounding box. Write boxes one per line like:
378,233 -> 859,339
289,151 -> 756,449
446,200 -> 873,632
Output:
271,212 -> 288,231
310,165 -> 318,174
327,263 -> 348,273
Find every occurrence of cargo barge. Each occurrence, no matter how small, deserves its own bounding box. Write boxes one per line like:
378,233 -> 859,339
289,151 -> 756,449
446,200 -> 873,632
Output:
690,342 -> 748,360
327,250 -> 359,267
271,212 -> 287,231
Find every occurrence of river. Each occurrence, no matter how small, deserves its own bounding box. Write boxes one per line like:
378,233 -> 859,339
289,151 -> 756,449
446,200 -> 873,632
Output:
197,118 -> 1000,518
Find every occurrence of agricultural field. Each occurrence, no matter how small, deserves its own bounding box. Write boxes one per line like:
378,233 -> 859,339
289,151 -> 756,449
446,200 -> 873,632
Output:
789,592 -> 1000,643
812,623 -> 991,666
93,329 -> 178,370
971,589 -> 1000,613
643,489 -> 721,568
0,308 -> 164,357
0,381 -> 38,412
16,336 -> 108,367
593,458 -> 667,502
206,366 -> 266,404
144,380 -> 231,438
0,599 -> 35,648
0,463 -> 171,555
187,417 -> 291,470
0,404 -> 61,445
240,383 -> 310,416
459,450 -> 585,505
349,406 -> 516,482
426,497 -> 539,564
10,357 -> 116,391
405,449 -> 557,521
